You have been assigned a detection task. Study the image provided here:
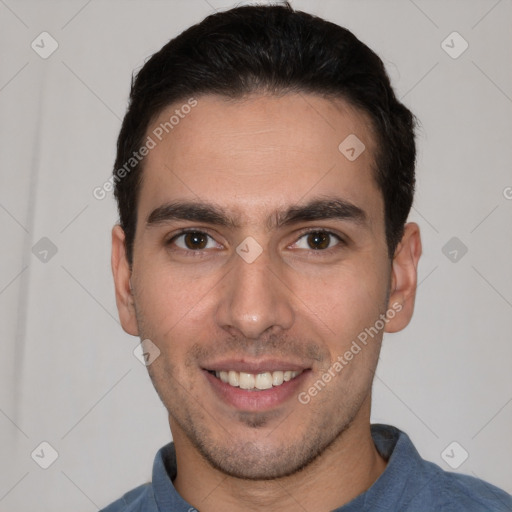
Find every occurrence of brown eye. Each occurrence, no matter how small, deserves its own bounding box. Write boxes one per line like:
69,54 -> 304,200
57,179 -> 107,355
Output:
183,232 -> 208,250
291,230 -> 342,252
170,231 -> 218,251
307,232 -> 332,250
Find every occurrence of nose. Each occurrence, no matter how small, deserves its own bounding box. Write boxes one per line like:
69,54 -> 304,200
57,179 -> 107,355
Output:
214,245 -> 294,340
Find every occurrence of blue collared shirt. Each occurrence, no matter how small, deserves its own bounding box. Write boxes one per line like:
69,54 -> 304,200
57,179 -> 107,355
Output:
101,424 -> 512,511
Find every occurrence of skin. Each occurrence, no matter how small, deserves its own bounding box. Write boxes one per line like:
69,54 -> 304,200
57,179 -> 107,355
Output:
112,93 -> 422,511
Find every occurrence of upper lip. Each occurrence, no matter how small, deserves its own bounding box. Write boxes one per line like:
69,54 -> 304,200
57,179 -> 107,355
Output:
203,359 -> 310,373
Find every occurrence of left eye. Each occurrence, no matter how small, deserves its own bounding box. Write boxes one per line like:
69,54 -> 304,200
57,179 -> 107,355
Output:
292,231 -> 342,251
173,231 -> 220,250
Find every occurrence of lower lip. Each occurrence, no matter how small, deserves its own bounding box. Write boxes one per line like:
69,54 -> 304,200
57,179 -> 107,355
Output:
204,370 -> 310,412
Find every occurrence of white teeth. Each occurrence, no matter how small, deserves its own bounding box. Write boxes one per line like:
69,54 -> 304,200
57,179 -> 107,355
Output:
272,371 -> 284,386
239,372 -> 255,390
213,369 -> 302,390
255,372 -> 273,390
228,370 -> 239,387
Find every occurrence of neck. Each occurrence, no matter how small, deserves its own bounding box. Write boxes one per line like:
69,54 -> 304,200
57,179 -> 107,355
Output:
172,407 -> 387,512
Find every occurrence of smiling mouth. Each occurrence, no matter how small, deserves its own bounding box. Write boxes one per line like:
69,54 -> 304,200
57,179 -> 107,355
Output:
208,370 -> 304,390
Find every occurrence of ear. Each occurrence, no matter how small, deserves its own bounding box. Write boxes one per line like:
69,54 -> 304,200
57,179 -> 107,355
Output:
385,222 -> 422,333
111,225 -> 139,336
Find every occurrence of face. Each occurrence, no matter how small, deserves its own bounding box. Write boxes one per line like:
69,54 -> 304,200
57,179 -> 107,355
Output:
112,93 -> 419,480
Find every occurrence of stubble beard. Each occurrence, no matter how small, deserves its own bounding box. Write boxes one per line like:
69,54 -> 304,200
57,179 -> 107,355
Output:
134,299 -> 383,481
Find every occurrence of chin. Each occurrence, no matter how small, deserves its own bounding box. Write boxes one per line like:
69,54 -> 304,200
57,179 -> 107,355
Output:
187,416 -> 350,481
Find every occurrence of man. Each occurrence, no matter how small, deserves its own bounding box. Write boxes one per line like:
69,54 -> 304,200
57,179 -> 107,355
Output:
104,3 -> 511,511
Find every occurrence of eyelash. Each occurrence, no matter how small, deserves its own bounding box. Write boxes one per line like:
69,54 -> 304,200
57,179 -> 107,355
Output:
166,228 -> 346,257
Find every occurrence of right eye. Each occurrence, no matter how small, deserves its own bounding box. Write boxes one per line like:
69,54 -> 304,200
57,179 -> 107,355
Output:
168,230 -> 223,252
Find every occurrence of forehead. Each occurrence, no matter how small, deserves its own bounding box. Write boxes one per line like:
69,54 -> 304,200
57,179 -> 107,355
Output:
137,93 -> 383,228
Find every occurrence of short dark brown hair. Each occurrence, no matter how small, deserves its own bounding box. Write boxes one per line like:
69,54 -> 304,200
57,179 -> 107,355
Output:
113,2 -> 416,264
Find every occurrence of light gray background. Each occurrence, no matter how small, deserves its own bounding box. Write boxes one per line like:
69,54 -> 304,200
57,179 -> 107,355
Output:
1,0 -> 511,510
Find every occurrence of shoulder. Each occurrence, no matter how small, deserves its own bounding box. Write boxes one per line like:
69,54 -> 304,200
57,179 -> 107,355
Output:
99,442 -> 178,511
100,483 -> 157,512
406,458 -> 512,511
369,425 -> 511,512
438,469 -> 511,511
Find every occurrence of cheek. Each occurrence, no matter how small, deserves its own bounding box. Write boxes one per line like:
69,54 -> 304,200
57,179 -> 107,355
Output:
135,265 -> 214,346
136,271 -> 211,397
291,259 -> 389,338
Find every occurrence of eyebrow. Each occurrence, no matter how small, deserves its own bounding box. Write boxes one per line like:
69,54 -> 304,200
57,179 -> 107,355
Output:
146,197 -> 368,230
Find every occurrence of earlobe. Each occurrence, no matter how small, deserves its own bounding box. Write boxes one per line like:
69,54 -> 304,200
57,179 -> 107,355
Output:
385,222 -> 422,333
111,225 -> 139,336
